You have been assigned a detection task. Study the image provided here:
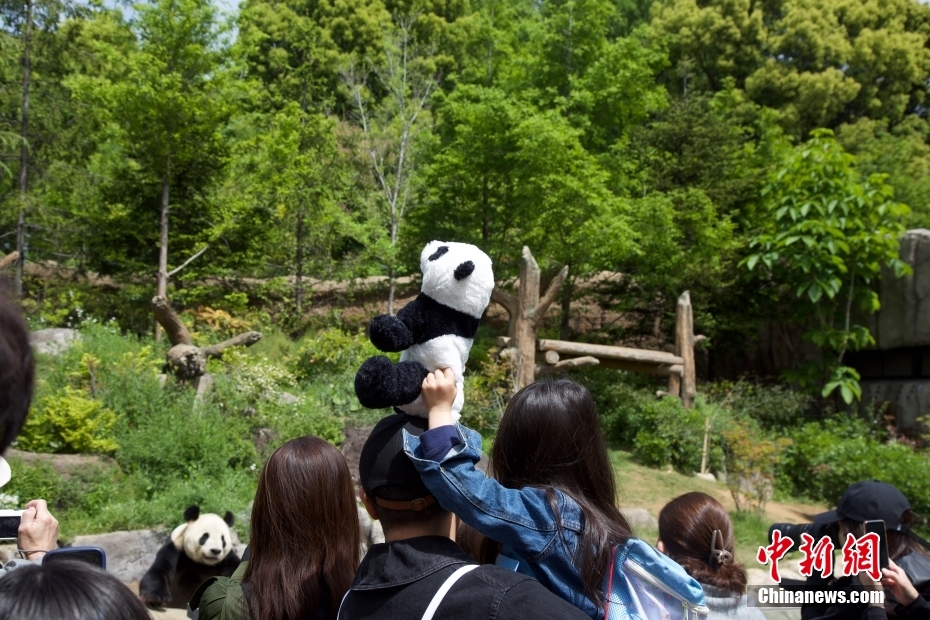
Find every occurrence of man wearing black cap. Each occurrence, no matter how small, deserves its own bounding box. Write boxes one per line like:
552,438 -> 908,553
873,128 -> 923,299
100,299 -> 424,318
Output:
337,412 -> 590,620
802,481 -> 930,620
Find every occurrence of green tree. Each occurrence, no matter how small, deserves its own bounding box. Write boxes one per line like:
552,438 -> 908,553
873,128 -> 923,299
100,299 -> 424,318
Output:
344,15 -> 437,313
68,0 -> 228,310
650,0 -> 930,136
744,129 -> 909,403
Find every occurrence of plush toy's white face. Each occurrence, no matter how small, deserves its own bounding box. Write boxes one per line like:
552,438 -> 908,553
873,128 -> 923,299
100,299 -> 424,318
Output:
173,512 -> 233,566
420,241 -> 494,319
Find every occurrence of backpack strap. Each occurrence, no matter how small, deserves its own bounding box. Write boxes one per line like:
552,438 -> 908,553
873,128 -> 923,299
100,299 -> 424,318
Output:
421,564 -> 479,620
336,564 -> 478,620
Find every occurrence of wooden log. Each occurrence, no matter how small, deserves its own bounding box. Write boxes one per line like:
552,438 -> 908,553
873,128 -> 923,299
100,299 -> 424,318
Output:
166,344 -> 206,380
544,350 -> 560,364
597,358 -> 683,376
151,296 -> 194,346
0,251 -> 19,271
536,356 -> 600,375
536,339 -> 683,366
202,331 -> 263,358
678,291 -> 696,408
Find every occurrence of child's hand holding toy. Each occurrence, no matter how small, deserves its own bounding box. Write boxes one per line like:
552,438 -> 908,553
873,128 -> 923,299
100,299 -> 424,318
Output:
421,368 -> 457,430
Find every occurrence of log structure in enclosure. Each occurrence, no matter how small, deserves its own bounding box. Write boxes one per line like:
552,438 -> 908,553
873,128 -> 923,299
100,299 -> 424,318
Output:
495,289 -> 701,407
151,295 -> 263,382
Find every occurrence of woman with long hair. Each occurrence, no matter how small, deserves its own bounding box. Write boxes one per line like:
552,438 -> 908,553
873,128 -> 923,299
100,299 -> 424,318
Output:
405,372 -> 703,619
658,493 -> 764,620
195,435 -> 361,620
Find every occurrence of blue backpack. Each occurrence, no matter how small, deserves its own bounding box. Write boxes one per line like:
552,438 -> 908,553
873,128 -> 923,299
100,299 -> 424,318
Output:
604,539 -> 708,620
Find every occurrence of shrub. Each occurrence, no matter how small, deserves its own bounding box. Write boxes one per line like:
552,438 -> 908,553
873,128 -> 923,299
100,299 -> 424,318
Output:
705,381 -> 812,430
630,396 -> 715,473
780,417 -> 930,517
293,328 -> 381,380
461,349 -> 515,436
721,418 -> 791,512
17,388 -> 120,454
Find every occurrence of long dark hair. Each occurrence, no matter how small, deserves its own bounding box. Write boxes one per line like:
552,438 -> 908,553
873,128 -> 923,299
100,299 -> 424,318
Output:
245,436 -> 361,620
0,560 -> 151,620
0,276 -> 34,453
658,492 -> 747,594
490,377 -> 633,608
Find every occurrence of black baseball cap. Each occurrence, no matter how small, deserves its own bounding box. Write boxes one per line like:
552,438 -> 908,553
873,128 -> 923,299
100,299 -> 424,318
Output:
812,481 -> 911,529
359,413 -> 430,501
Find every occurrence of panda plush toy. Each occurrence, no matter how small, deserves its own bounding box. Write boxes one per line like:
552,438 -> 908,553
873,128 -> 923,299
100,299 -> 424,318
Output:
354,240 -> 494,421
139,505 -> 240,609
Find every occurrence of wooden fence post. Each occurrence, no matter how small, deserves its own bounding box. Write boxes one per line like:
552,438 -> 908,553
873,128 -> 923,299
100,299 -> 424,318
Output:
491,247 -> 568,390
675,291 -> 697,408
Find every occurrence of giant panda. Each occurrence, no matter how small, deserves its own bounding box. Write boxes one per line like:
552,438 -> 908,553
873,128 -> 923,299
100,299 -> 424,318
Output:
354,240 -> 494,420
139,505 -> 241,609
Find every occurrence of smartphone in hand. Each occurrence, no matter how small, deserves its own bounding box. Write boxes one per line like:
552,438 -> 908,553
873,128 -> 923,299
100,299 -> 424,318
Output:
864,520 -> 889,570
42,547 -> 106,569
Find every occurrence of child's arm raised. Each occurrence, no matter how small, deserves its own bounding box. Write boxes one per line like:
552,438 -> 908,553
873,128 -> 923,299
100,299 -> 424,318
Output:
421,368 -> 456,430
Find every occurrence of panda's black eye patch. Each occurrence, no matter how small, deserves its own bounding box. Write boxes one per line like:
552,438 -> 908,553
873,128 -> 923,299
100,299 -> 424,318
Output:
221,535 -> 226,548
199,533 -> 209,546
428,246 -> 449,261
454,261 -> 475,281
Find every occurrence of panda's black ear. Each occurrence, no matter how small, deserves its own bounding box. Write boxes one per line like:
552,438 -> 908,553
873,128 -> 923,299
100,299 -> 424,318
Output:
224,511 -> 234,527
184,505 -> 200,522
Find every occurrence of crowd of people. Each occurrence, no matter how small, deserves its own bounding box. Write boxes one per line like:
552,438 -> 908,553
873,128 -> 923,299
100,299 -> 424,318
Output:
1,281 -> 930,620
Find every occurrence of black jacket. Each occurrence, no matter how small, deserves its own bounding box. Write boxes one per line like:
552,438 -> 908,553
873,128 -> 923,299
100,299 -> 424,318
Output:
801,552 -> 930,620
337,536 -> 592,620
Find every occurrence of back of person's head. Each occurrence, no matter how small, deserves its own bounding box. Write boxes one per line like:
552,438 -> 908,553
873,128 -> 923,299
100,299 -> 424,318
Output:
0,276 -> 34,453
246,435 -> 361,620
359,413 -> 448,532
0,559 -> 151,620
658,492 -> 747,595
491,377 -> 632,608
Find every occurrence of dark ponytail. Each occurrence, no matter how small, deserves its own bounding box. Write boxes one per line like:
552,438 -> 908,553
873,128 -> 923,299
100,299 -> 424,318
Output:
658,492 -> 748,595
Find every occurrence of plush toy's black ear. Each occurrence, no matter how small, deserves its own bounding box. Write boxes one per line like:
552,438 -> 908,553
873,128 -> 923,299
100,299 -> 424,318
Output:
184,505 -> 200,522
224,511 -> 234,527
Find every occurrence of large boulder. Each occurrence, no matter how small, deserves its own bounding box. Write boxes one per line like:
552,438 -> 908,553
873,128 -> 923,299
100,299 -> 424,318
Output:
70,530 -> 164,583
876,229 -> 930,349
30,328 -> 81,355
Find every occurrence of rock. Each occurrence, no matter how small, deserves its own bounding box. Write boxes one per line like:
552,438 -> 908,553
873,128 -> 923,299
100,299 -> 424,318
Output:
694,472 -> 717,483
2,449 -> 118,478
859,380 -> 930,428
236,501 -> 253,537
621,508 -> 658,530
277,391 -> 300,406
877,229 -> 930,349
30,328 -> 81,355
70,530 -> 164,583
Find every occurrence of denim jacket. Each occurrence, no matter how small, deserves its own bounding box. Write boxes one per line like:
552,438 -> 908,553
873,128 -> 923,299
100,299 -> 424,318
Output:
404,423 -> 604,620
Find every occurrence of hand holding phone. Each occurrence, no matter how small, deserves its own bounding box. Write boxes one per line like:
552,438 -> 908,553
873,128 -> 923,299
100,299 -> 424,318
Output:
17,499 -> 60,560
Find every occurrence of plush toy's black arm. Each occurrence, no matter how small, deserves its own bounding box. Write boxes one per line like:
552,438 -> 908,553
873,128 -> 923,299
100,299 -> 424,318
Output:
369,313 -> 415,352
139,541 -> 179,606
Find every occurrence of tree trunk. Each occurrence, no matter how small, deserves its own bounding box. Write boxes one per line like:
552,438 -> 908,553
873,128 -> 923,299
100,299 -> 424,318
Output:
14,210 -> 25,297
295,210 -> 304,313
387,266 -> 396,315
156,172 -> 170,341
152,295 -> 193,346
16,0 -> 32,298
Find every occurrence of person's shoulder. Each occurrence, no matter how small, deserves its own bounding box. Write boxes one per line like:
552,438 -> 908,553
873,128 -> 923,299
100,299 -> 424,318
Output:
191,574 -> 248,620
467,566 -> 589,619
